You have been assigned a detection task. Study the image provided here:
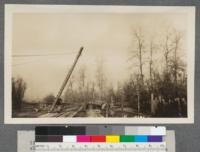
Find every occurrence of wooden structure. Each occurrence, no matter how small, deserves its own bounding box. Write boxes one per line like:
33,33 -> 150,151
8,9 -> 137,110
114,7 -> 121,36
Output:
49,47 -> 84,112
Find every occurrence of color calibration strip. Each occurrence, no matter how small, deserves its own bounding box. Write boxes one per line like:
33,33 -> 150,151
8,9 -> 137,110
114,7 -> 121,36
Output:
36,135 -> 163,142
35,126 -> 166,135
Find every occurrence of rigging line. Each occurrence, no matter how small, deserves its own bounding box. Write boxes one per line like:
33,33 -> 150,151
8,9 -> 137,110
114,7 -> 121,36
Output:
13,60 -> 43,66
13,54 -> 74,66
12,52 -> 77,57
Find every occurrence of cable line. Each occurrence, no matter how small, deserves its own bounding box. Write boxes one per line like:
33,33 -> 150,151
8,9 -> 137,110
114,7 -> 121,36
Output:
12,52 -> 76,57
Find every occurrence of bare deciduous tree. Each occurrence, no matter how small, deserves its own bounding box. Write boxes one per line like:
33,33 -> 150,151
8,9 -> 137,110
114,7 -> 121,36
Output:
12,77 -> 27,111
96,58 -> 107,100
168,30 -> 182,97
129,28 -> 146,84
78,65 -> 86,90
163,30 -> 174,73
149,40 -> 156,90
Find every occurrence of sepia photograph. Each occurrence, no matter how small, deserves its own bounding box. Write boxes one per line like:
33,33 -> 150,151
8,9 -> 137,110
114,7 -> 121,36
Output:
4,5 -> 195,124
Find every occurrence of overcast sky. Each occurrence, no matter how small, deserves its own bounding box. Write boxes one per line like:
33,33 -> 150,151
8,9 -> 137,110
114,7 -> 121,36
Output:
12,12 -> 187,101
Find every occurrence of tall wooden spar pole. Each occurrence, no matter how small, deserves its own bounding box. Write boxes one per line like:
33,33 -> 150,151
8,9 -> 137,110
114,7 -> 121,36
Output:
49,47 -> 84,112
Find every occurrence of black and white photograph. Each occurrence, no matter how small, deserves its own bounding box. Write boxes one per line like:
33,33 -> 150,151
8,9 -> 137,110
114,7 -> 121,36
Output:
4,5 -> 195,124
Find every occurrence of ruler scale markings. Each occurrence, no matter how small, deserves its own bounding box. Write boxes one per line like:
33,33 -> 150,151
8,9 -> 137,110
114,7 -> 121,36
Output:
35,142 -> 166,151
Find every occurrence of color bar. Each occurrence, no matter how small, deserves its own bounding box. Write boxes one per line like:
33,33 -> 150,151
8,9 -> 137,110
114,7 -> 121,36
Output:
35,135 -> 48,142
35,135 -> 63,142
48,136 -> 63,142
148,136 -> 163,142
35,126 -> 86,135
135,136 -> 148,142
150,127 -> 166,135
85,126 -> 100,135
63,136 -> 76,142
106,136 -> 120,142
111,126 -> 125,135
125,126 -> 166,135
120,135 -> 134,142
91,136 -> 106,142
36,135 -> 164,143
77,136 -> 90,142
35,127 -> 48,135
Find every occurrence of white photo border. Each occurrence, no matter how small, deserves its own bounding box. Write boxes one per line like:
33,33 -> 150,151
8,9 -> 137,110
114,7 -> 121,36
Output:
4,4 -> 195,124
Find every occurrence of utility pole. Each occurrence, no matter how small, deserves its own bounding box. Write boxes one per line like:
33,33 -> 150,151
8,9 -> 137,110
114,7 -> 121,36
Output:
49,47 -> 84,112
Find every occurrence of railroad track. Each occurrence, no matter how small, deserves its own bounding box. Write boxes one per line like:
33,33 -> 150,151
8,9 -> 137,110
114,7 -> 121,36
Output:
38,105 -> 84,118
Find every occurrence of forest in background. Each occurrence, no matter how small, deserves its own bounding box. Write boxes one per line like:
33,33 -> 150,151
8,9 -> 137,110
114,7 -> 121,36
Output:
12,27 -> 187,117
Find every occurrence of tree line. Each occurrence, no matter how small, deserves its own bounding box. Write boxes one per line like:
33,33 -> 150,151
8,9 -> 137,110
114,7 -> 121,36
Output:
12,27 -> 187,117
